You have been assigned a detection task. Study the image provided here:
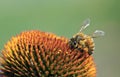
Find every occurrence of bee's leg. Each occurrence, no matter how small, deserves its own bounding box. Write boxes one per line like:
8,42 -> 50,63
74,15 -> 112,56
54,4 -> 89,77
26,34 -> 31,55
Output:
78,48 -> 84,53
88,51 -> 93,55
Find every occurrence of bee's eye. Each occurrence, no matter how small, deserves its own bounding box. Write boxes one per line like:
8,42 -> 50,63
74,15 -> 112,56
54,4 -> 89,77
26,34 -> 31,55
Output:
73,41 -> 77,45
70,38 -> 77,45
69,38 -> 77,49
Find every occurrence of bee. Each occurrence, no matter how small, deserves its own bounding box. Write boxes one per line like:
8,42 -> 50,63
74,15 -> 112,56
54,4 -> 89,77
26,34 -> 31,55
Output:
69,18 -> 104,55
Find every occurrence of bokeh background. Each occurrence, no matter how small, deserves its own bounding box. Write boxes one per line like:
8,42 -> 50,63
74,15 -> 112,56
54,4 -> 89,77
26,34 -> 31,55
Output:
0,0 -> 119,77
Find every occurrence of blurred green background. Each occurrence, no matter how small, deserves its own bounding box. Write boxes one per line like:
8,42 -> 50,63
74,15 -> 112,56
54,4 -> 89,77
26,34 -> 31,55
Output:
0,0 -> 119,77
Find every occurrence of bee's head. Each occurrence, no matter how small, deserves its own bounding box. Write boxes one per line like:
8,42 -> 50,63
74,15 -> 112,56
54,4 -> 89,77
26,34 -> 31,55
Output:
69,32 -> 95,55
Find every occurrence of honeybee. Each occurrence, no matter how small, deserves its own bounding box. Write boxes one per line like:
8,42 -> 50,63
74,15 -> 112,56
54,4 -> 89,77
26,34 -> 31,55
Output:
69,18 -> 104,55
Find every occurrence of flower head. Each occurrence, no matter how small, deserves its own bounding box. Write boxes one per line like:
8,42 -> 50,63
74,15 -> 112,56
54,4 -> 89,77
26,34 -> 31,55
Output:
0,30 -> 96,77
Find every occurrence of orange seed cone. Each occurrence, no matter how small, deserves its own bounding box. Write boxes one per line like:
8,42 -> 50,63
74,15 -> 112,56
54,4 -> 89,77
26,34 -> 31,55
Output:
0,30 -> 96,77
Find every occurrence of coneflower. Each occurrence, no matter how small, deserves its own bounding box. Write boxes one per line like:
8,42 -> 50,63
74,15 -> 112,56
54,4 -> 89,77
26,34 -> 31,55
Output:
0,30 -> 96,77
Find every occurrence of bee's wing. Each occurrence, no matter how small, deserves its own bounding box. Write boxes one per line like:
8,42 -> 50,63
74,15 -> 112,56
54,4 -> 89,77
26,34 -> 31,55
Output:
79,18 -> 90,32
92,30 -> 105,38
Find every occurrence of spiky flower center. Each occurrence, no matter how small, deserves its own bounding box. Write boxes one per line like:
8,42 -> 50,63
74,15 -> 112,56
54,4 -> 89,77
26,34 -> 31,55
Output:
0,30 -> 96,77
